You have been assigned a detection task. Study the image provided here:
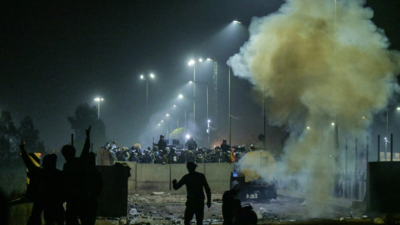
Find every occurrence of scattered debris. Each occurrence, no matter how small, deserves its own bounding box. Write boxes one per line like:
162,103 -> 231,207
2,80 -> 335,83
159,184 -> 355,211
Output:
374,217 -> 385,224
129,208 -> 139,216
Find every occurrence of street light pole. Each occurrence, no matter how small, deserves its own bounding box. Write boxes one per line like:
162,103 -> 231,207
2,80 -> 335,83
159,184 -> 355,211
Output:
140,73 -> 155,121
189,81 -> 209,131
94,97 -> 104,119
174,103 -> 187,134
229,67 -> 231,147
207,120 -> 211,149
146,80 -> 149,118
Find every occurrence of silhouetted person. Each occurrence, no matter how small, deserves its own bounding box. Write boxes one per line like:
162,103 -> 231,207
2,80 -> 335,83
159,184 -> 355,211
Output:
20,143 -> 64,225
172,162 -> 211,225
0,188 -> 9,225
62,126 -> 91,225
154,134 -> 167,152
220,139 -> 230,152
185,136 -> 197,150
85,151 -> 103,225
222,189 -> 241,225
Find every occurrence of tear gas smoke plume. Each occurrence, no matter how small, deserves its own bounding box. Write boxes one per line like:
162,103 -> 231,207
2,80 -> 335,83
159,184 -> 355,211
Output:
229,0 -> 400,215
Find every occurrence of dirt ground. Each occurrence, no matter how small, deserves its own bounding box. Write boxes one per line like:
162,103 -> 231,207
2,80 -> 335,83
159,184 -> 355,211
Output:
95,190 -> 386,224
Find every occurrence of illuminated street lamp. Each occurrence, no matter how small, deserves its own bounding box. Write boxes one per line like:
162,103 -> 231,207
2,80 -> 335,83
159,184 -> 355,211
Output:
140,73 -> 155,120
233,20 -> 241,24
94,97 -> 104,119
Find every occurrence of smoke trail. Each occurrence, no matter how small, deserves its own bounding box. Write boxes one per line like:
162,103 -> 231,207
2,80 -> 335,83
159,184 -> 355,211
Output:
228,0 -> 400,216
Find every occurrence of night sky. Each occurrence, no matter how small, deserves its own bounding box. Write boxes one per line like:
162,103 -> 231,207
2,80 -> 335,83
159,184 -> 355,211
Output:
1,0 -> 400,150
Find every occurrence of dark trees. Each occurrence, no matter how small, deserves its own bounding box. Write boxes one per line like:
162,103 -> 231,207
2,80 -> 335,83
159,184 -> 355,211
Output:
18,116 -> 45,153
0,111 -> 17,155
68,103 -> 106,151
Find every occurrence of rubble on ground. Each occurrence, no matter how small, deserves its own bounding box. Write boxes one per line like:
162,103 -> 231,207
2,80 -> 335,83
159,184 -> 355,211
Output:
97,191 -> 382,224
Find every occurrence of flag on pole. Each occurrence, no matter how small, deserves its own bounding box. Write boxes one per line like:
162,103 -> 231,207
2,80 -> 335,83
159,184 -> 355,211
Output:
230,147 -> 235,164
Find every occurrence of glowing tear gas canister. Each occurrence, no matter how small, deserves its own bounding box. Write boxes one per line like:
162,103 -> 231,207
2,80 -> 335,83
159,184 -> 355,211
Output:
237,150 -> 276,182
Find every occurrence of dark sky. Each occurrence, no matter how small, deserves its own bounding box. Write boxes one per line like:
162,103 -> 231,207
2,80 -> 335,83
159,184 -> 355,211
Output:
1,0 -> 399,150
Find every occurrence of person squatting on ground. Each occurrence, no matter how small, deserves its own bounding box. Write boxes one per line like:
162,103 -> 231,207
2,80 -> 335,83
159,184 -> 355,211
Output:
172,162 -> 211,225
61,126 -> 92,225
20,143 -> 64,225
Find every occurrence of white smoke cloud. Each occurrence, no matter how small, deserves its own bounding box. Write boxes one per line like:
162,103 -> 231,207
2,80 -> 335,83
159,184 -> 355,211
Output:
228,0 -> 400,216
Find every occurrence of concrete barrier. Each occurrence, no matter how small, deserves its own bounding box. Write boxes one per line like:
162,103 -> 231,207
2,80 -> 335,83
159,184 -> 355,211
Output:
136,163 -> 170,191
115,162 -> 234,193
205,163 -> 234,193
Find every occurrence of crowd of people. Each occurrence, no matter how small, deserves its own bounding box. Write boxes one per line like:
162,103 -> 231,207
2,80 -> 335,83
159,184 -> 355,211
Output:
20,126 -> 102,225
100,135 -> 257,165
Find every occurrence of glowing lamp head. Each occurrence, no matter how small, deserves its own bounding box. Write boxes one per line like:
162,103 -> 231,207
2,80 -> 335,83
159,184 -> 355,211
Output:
161,120 -> 164,123
233,20 -> 241,24
199,58 -> 203,62
188,60 -> 195,66
189,81 -> 193,84
208,120 -> 211,123
140,75 -> 145,80
186,134 -> 190,139
207,58 -> 212,61
166,114 -> 169,117
173,105 -> 176,107
150,74 -> 155,78
307,127 -> 310,130
331,123 -> 335,126
178,94 -> 183,99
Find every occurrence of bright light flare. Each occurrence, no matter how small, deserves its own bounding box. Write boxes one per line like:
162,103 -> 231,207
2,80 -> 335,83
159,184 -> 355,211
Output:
331,123 -> 335,126
150,74 -> 155,78
208,119 -> 211,123
166,114 -> 170,117
397,107 -> 400,111
233,20 -> 241,24
173,105 -> 177,107
307,127 -> 310,130
199,58 -> 203,62
178,94 -> 183,99
161,120 -> 164,123
140,75 -> 145,80
207,58 -> 212,61
189,81 -> 193,84
94,98 -> 104,102
188,60 -> 195,66
186,134 -> 190,139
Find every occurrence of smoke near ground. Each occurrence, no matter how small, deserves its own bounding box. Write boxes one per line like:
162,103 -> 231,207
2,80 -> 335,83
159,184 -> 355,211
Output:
229,0 -> 400,216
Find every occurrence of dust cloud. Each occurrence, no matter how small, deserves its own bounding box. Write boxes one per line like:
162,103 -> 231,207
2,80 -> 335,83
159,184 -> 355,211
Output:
228,0 -> 400,216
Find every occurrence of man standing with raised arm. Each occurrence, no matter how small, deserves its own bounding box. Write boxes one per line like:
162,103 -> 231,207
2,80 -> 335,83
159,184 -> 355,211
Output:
172,162 -> 211,225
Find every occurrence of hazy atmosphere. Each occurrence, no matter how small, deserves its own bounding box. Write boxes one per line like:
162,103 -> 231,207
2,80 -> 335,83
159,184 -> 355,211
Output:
2,0 -> 400,152
3,0 -> 400,224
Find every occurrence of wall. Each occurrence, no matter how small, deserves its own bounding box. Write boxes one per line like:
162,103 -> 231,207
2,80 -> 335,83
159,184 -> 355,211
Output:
117,162 -> 234,193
